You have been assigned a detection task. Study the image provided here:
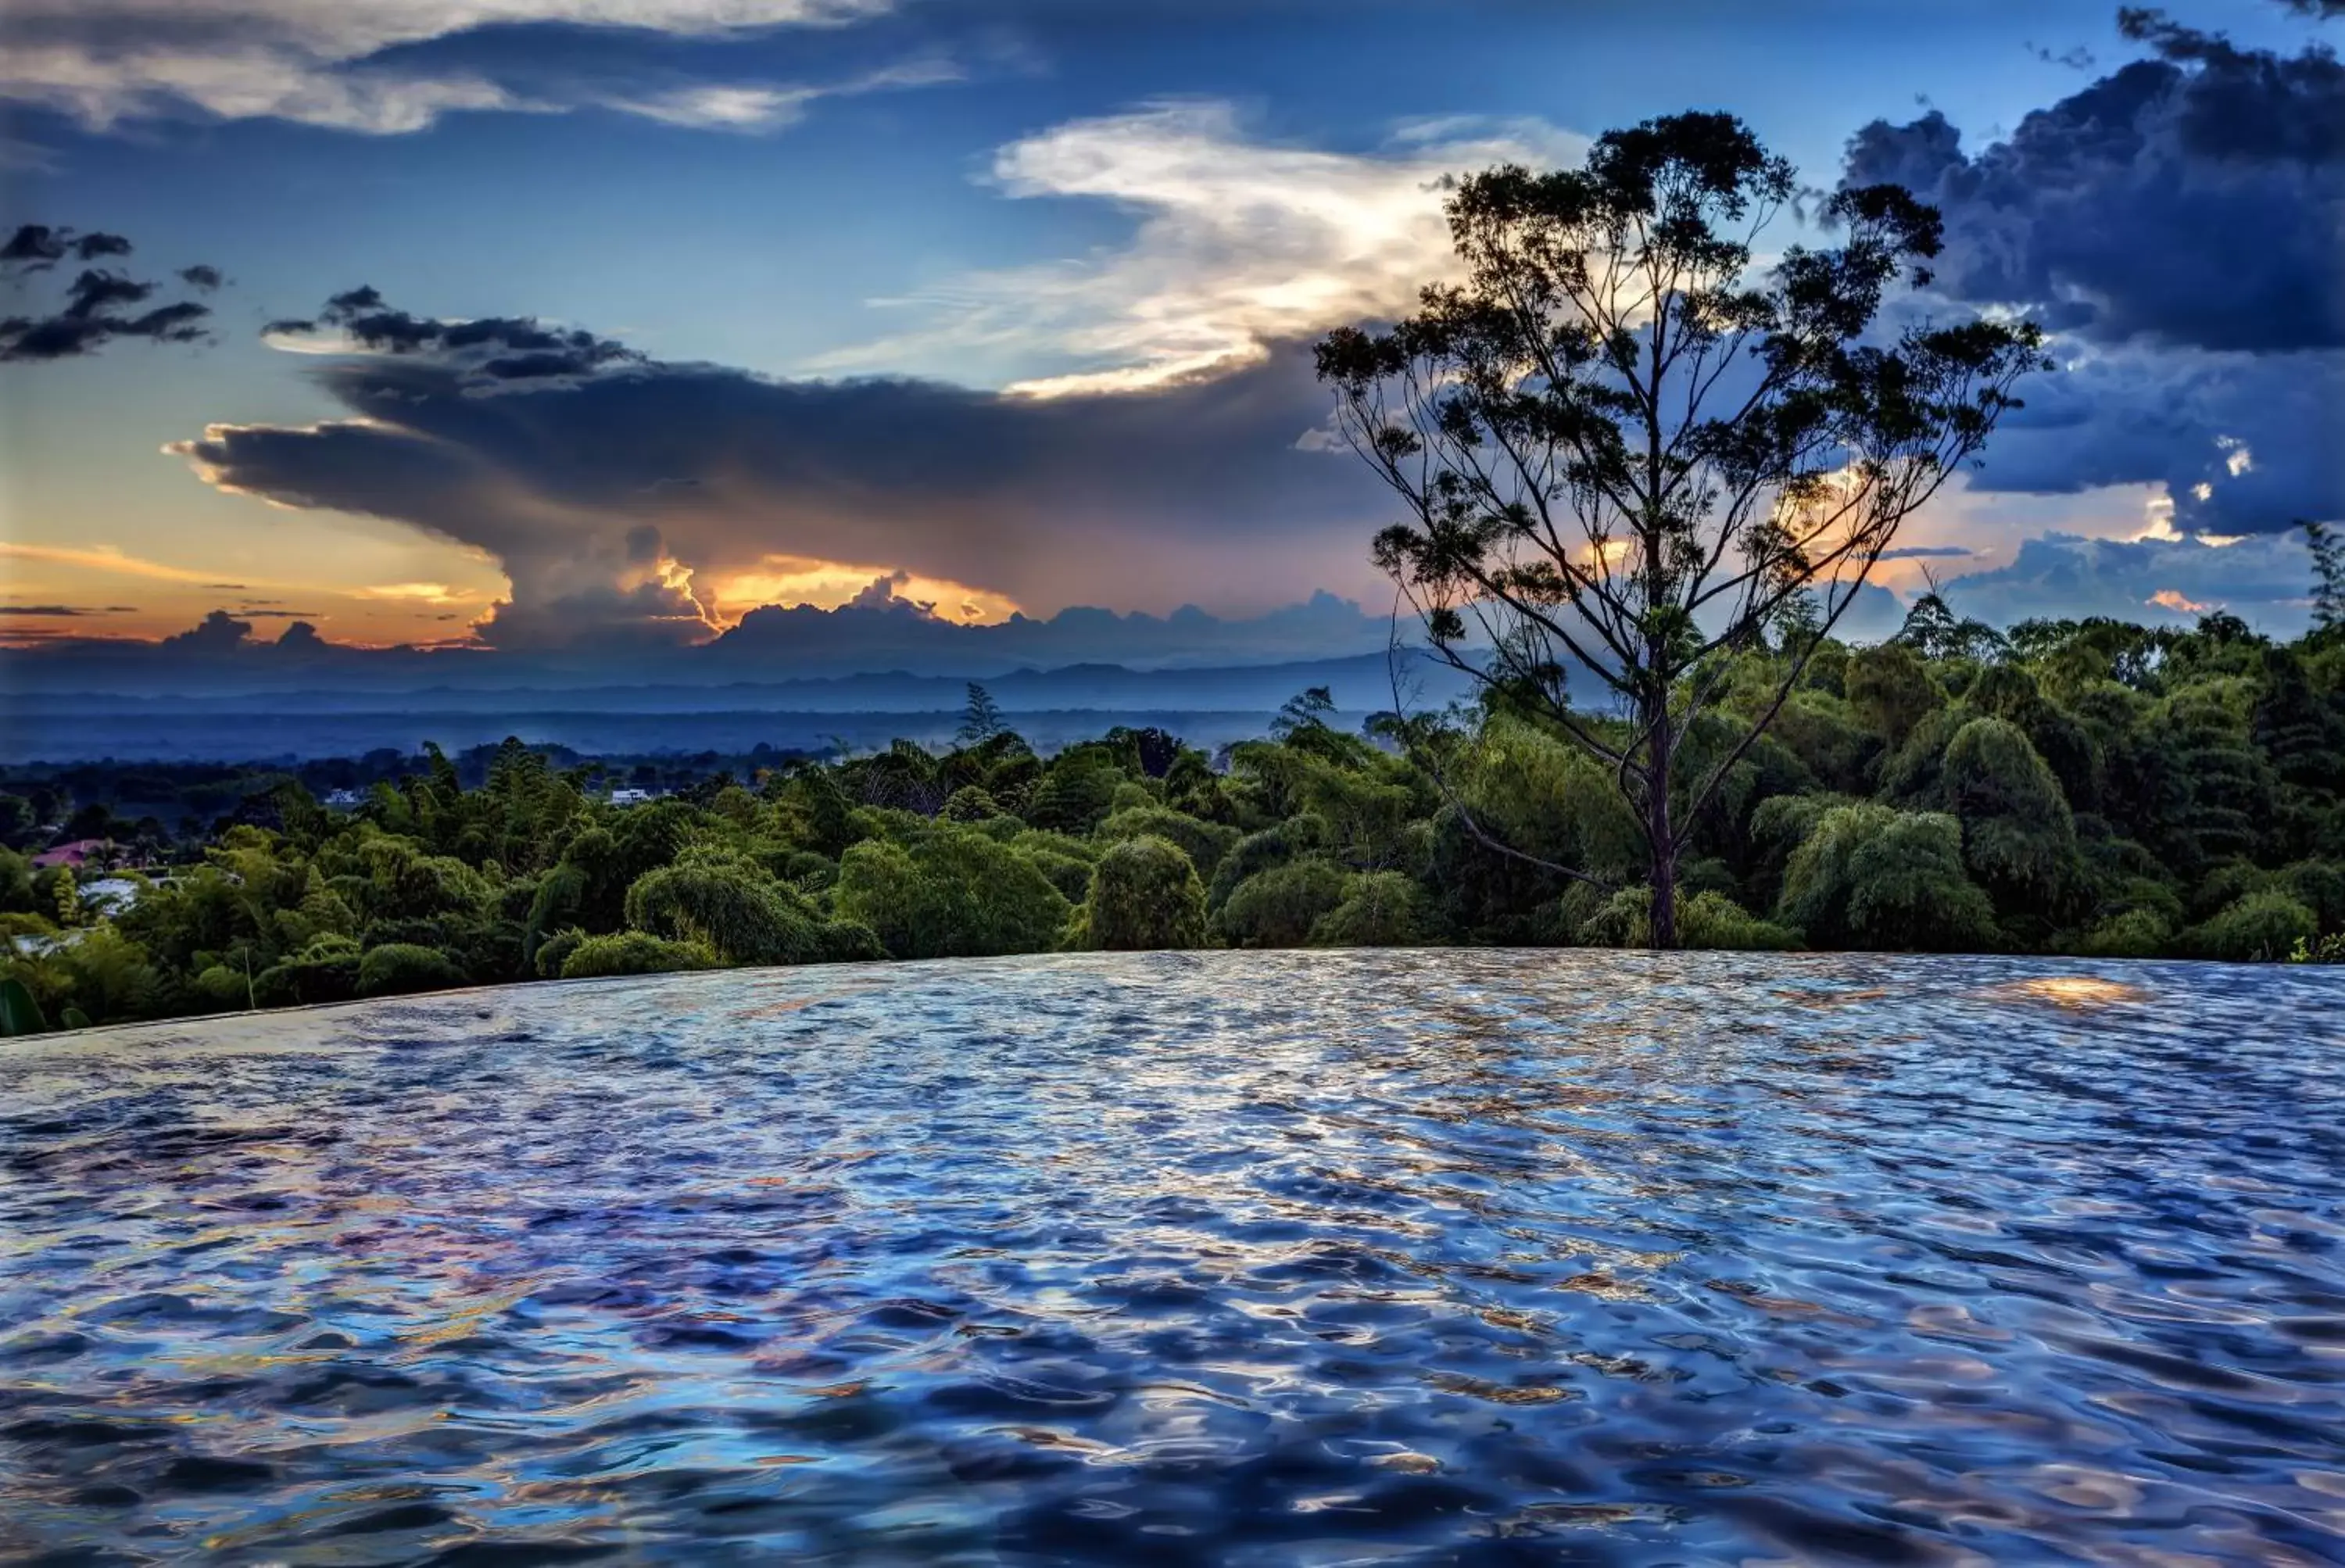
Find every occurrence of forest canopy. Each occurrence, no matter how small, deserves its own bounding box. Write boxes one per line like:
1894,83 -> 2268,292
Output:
5,592 -> 2343,1034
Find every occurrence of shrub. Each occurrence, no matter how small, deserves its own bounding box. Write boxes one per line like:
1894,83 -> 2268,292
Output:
560,931 -> 718,979
2184,891 -> 2318,963
2072,908 -> 2171,958
1015,845 -> 1094,904
533,925 -> 585,978
1215,858 -> 1349,947
1071,836 -> 1208,951
1778,804 -> 1999,952
356,942 -> 466,998
255,936 -> 363,1007
1311,872 -> 1432,947
819,919 -> 888,963
1681,891 -> 1799,951
1207,820 -> 1319,909
1845,642 -> 1941,747
834,830 -> 1070,959
1577,886 -> 1794,950
1942,716 -> 2079,914
1097,806 -> 1241,879
624,859 -> 828,967
940,786 -> 1001,822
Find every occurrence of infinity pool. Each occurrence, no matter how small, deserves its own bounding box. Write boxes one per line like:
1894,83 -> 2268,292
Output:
2,950 -> 2341,1565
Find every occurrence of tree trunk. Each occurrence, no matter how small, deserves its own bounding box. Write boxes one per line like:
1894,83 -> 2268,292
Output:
1647,699 -> 1680,951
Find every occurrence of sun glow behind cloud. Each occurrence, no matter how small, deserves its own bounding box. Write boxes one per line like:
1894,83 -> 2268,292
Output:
707,558 -> 1020,627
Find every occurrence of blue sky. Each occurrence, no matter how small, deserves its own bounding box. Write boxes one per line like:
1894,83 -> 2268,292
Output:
0,0 -> 2336,656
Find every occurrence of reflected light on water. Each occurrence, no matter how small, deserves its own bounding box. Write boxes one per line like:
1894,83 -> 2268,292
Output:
1982,975 -> 2151,1010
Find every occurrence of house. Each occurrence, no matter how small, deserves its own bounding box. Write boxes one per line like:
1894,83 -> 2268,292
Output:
323,789 -> 365,809
30,839 -> 117,872
608,787 -> 664,807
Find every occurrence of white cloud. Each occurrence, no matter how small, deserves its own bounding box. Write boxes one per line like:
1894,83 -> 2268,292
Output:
818,102 -> 1589,395
0,0 -> 896,133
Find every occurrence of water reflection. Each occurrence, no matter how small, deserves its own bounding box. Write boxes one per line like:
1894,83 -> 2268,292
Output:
2,950 -> 2341,1565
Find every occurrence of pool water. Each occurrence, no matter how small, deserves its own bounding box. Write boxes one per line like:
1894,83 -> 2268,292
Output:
2,950 -> 2341,1565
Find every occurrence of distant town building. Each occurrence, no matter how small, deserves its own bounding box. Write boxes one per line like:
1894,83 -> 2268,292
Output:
323,789 -> 365,809
31,839 -> 117,871
608,788 -> 664,807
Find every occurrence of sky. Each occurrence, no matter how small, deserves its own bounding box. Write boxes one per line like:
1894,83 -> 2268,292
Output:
1,0 -> 2339,666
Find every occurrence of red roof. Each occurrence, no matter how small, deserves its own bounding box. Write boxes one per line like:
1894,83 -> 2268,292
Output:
30,839 -> 114,869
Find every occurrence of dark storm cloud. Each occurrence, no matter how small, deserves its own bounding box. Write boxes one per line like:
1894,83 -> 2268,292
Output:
0,224 -> 133,267
1844,16 -> 2345,535
176,294 -> 1380,648
1844,22 -> 2345,353
265,286 -> 641,385
158,609 -> 253,652
1969,346 -> 2344,535
0,224 -> 224,361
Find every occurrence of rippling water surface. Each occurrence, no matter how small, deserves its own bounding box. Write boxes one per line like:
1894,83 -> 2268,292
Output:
4,950 -> 2343,1566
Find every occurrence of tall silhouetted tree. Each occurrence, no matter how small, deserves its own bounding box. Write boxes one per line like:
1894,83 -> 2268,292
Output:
2305,520 -> 2344,643
1316,111 -> 2044,946
957,682 -> 1007,746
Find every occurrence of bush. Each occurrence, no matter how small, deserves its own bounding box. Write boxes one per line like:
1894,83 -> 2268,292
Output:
1071,836 -> 1208,951
533,925 -> 585,978
356,942 -> 466,997
1207,820 -> 1319,909
560,931 -> 718,979
2184,891 -> 2318,963
1015,846 -> 1094,904
255,936 -> 363,1006
1845,642 -> 1941,747
624,858 -> 829,967
1311,872 -> 1432,947
1942,716 -> 2079,915
2073,908 -> 2171,958
1577,886 -> 1795,951
1681,890 -> 1799,951
834,830 -> 1071,959
940,786 -> 1001,822
818,919 -> 888,964
1778,804 -> 1999,952
1215,858 -> 1349,947
1097,806 -> 1241,879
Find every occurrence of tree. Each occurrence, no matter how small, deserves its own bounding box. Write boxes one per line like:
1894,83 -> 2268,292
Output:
2305,520 -> 2344,643
957,682 -> 1008,746
1315,111 -> 2043,946
1071,836 -> 1208,950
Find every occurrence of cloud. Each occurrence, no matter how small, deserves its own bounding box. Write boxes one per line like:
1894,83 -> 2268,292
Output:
0,0 -> 912,134
1939,530 -> 2322,633
263,285 -> 641,382
821,102 -> 1587,393
1964,341 -> 2344,536
159,608 -> 256,652
0,540 -> 264,584
0,224 -> 226,361
704,582 -> 1402,671
171,285 -> 1394,647
1844,20 -> 2345,536
0,603 -> 134,616
1843,25 -> 2345,353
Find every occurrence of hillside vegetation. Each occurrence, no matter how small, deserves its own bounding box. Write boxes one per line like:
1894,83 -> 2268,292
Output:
5,602 -> 2343,1032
